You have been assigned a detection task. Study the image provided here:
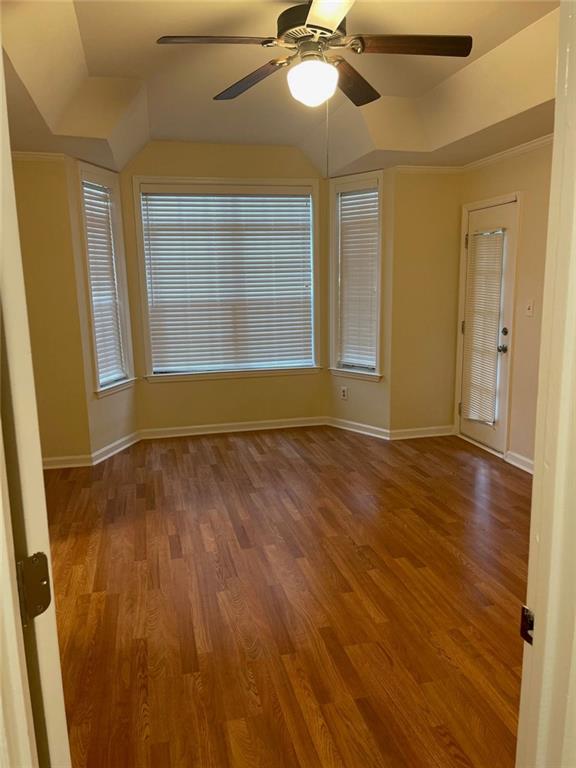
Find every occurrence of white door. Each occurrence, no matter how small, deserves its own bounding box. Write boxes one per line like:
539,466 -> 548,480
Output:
459,200 -> 518,453
0,48 -> 71,768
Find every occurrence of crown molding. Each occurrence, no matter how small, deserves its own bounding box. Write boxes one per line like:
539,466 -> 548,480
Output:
462,133 -> 554,171
393,134 -> 554,176
394,165 -> 462,175
11,151 -> 68,163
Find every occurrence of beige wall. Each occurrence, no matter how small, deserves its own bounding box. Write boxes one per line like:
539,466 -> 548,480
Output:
390,171 -> 463,431
119,142 -> 329,433
461,143 -> 552,460
328,143 -> 552,460
12,155 -> 91,458
13,140 -> 551,464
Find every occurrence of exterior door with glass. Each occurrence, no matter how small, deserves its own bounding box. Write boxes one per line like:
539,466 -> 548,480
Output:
459,199 -> 518,454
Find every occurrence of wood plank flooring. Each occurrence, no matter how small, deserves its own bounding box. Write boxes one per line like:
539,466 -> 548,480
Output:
45,428 -> 532,768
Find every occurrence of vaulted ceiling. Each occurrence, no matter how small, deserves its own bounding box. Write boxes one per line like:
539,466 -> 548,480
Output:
2,1 -> 558,174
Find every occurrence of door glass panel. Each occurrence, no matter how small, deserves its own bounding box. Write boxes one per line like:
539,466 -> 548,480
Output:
461,229 -> 505,424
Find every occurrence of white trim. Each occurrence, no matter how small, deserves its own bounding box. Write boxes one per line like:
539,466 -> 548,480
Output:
94,377 -> 136,397
326,419 -> 454,441
504,451 -> 534,474
42,418 -> 326,468
11,151 -> 67,163
145,367 -> 321,383
517,9 -> 576,764
325,417 -> 391,440
388,425 -> 455,440
457,432 -> 504,458
463,134 -> 554,171
2,63 -> 71,765
461,192 -> 518,213
393,135 -> 554,176
329,171 -> 384,378
454,194 -> 521,453
42,418 -> 457,467
78,162 -> 135,393
393,165 -> 463,175
91,432 -> 140,465
138,417 -> 325,441
329,368 -> 382,381
42,454 -> 94,470
132,175 -> 322,378
457,434 -> 534,474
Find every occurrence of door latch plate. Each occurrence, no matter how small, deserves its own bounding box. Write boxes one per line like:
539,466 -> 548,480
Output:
520,604 -> 534,645
17,552 -> 51,628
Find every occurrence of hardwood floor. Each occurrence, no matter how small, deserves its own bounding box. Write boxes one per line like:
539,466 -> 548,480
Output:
45,427 -> 532,768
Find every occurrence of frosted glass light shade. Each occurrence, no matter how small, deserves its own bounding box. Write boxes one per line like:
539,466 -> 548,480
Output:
287,60 -> 339,107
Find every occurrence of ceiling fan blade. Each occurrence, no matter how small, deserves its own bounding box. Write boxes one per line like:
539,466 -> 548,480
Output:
214,60 -> 285,100
306,0 -> 355,33
334,58 -> 380,106
350,34 -> 473,57
157,35 -> 271,45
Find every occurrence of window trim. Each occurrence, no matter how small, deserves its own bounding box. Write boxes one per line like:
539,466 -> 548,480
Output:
78,163 -> 134,394
329,171 -> 384,379
132,176 -> 321,380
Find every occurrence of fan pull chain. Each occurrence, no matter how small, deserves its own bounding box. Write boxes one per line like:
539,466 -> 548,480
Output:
325,100 -> 329,178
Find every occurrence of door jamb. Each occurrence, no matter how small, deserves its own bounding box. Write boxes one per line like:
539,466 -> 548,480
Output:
454,192 -> 521,456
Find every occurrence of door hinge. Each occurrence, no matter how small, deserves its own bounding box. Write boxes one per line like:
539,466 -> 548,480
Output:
520,605 -> 534,645
17,552 -> 51,628
461,320 -> 465,335
465,233 -> 469,249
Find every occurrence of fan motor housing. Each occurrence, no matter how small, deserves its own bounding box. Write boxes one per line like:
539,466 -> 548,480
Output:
277,3 -> 347,42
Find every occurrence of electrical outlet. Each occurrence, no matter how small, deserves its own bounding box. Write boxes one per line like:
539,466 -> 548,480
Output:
339,386 -> 349,400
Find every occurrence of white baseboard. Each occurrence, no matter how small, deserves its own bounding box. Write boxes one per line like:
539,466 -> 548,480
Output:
505,451 -> 534,474
326,419 -> 455,441
42,454 -> 93,470
388,425 -> 455,440
138,416 -> 326,441
43,417 -> 326,468
91,432 -> 140,466
457,434 -> 534,474
325,417 -> 391,440
41,418 -> 496,470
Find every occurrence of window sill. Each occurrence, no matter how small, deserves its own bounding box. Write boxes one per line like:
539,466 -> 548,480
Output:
95,377 -> 136,398
145,366 -> 322,383
329,368 -> 382,382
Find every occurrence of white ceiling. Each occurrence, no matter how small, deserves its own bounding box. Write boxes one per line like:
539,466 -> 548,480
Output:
3,0 -> 559,171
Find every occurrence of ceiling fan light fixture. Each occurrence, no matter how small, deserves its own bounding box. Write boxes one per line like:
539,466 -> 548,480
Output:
287,58 -> 339,107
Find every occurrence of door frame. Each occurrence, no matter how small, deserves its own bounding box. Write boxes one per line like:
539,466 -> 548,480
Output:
454,192 -> 521,456
516,3 -> 576,764
0,423 -> 38,767
0,46 -> 71,768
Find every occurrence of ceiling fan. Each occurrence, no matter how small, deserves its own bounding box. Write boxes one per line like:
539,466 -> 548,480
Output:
157,0 -> 473,108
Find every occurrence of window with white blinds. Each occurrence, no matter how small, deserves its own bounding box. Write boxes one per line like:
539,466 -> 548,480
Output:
461,229 -> 506,424
334,186 -> 380,372
81,176 -> 131,389
139,191 -> 315,375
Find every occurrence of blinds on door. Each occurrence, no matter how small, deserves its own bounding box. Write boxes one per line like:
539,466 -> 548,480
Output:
336,188 -> 379,371
461,229 -> 506,424
81,180 -> 129,388
140,192 -> 314,374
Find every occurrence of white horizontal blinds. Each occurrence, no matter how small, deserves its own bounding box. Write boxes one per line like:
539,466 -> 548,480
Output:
337,188 -> 379,370
140,193 -> 314,374
461,229 -> 506,424
81,181 -> 128,388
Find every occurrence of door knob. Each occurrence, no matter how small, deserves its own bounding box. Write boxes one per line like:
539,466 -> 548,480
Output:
497,344 -> 508,353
